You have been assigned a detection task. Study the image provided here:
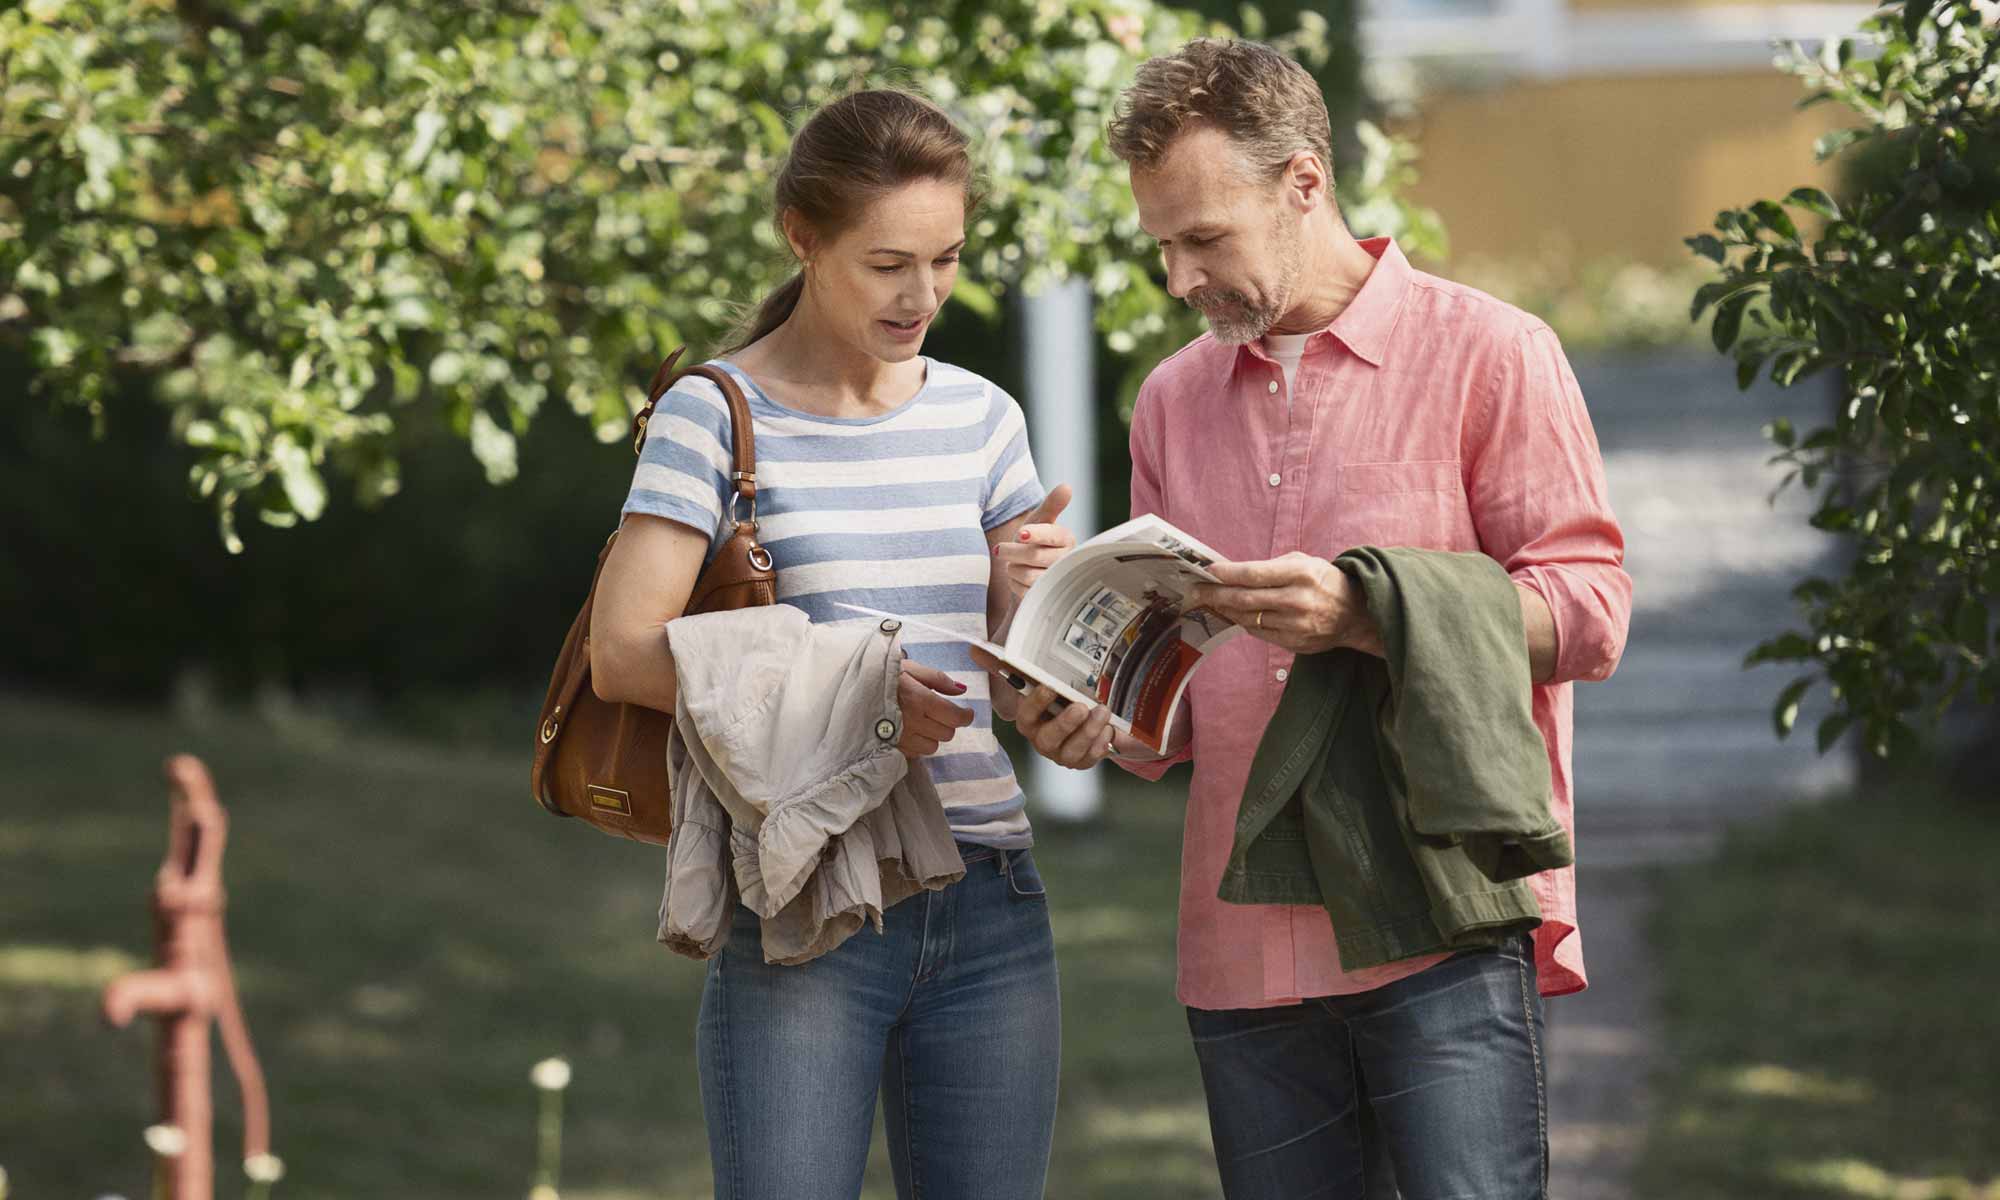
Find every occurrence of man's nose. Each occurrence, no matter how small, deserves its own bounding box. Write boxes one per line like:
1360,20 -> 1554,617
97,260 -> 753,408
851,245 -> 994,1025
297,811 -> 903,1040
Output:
1164,251 -> 1201,300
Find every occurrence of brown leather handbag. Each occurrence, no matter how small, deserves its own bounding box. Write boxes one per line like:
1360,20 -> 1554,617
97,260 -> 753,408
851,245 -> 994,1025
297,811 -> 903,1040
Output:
529,349 -> 777,844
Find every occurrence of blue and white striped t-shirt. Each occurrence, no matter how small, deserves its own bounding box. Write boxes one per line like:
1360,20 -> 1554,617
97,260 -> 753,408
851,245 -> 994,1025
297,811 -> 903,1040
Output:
622,357 -> 1046,848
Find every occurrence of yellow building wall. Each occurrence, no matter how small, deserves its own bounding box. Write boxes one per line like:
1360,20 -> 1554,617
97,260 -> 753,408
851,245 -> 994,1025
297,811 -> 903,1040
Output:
1395,71 -> 1857,267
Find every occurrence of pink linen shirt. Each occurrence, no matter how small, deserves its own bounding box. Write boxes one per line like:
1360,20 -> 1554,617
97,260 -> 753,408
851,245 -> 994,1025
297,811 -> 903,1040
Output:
1119,237 -> 1631,1008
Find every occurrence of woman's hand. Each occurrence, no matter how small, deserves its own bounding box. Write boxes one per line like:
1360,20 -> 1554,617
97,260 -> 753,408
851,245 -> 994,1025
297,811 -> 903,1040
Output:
896,660 -> 975,758
1012,682 -> 1116,771
993,485 -> 1076,602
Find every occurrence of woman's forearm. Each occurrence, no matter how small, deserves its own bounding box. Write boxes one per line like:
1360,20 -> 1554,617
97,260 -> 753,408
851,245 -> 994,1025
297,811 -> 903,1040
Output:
590,626 -> 680,713
587,514 -> 709,714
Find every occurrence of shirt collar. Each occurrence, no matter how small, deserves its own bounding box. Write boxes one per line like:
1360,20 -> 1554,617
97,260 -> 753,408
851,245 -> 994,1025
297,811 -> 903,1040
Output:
1241,236 -> 1409,370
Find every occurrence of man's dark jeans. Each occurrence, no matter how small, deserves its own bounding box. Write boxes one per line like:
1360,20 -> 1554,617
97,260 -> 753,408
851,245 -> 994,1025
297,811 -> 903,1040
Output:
1186,935 -> 1547,1199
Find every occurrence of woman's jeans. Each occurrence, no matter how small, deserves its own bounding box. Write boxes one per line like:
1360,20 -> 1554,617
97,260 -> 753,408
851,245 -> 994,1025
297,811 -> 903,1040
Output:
697,844 -> 1061,1200
1186,934 -> 1548,1200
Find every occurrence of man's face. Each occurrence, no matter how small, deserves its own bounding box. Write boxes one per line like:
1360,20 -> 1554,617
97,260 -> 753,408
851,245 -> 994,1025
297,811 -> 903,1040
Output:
1130,126 -> 1305,344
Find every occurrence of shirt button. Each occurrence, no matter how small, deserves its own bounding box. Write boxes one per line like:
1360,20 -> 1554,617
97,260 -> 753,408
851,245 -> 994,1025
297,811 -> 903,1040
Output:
1267,380 -> 1279,394
875,718 -> 898,741
1275,668 -> 1289,683
878,618 -> 901,634
1267,472 -> 1282,487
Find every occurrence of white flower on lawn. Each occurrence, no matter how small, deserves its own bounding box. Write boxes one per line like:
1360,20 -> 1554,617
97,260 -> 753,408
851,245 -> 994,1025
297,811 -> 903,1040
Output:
143,1125 -> 188,1158
244,1153 -> 286,1183
530,1056 -> 572,1091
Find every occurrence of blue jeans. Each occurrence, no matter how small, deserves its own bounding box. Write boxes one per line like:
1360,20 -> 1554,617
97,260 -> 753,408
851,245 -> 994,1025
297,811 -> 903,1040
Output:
696,844 -> 1061,1200
1186,935 -> 1547,1200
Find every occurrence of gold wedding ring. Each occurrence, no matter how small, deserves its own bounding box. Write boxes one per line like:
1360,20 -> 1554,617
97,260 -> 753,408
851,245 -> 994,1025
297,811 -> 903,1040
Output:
1255,610 -> 1265,629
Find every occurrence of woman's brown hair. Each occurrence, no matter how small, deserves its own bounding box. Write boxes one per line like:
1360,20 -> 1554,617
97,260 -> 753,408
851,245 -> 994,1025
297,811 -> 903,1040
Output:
724,89 -> 980,353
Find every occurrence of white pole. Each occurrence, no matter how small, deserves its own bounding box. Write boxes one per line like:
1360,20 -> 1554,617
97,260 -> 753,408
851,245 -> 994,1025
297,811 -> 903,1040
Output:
1021,279 -> 1105,823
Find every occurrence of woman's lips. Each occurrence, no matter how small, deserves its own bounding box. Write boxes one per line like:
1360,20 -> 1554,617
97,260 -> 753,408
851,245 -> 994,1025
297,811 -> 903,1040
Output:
880,315 -> 930,339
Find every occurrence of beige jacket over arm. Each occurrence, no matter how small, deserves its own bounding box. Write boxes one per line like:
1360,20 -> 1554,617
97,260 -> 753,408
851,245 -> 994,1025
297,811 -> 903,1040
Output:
658,606 -> 965,966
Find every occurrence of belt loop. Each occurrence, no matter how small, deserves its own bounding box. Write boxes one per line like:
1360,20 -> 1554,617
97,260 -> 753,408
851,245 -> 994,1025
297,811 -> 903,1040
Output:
995,847 -> 1014,883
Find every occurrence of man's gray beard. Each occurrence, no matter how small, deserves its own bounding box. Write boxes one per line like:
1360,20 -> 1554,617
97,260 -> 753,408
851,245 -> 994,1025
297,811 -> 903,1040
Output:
1196,218 -> 1305,345
1193,292 -> 1280,344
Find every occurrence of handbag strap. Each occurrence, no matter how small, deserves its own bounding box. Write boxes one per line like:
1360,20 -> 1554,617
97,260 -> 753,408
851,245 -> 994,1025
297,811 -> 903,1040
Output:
632,349 -> 758,513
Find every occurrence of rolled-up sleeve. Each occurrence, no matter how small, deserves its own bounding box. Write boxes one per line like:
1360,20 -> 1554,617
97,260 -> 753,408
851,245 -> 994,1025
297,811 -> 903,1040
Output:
1465,323 -> 1632,685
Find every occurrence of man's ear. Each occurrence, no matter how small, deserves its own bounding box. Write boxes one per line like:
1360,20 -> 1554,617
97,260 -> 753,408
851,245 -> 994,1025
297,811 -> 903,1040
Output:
1285,150 -> 1331,213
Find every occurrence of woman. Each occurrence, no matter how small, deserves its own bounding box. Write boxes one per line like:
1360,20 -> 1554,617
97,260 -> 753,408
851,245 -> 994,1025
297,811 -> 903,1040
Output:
588,90 -> 1066,1200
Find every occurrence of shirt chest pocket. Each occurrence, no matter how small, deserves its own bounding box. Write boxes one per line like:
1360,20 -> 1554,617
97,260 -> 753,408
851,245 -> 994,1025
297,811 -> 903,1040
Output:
1328,460 -> 1478,553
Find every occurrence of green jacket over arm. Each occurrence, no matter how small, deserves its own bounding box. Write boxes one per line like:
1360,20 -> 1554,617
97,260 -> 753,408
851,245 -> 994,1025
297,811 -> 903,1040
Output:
1218,546 -> 1572,972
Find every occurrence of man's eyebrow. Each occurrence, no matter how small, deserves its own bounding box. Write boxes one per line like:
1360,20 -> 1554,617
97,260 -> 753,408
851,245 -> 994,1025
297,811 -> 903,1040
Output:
1156,224 -> 1224,243
867,239 -> 968,258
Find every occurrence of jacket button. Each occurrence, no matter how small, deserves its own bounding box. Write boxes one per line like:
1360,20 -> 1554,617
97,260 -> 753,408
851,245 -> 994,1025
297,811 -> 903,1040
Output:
875,718 -> 898,741
879,618 -> 902,634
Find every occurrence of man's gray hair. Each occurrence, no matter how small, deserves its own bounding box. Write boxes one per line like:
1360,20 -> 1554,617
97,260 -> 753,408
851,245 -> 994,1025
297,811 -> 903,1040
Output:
1107,38 -> 1334,181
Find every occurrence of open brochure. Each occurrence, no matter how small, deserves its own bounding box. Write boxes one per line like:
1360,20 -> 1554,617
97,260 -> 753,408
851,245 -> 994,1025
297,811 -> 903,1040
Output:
837,513 -> 1242,752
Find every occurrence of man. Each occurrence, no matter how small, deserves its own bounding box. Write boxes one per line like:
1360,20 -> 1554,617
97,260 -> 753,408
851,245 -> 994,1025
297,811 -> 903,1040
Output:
997,38 -> 1631,1199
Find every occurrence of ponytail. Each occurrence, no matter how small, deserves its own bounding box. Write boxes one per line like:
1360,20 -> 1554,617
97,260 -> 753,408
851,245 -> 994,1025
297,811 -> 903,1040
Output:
723,271 -> 806,355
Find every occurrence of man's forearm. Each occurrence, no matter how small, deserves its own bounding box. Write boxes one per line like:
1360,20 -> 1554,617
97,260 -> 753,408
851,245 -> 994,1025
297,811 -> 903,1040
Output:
1517,584 -> 1557,683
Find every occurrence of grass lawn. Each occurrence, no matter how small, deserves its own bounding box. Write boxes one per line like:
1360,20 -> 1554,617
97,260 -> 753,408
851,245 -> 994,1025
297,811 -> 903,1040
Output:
0,697 -> 1212,1199
1637,791 -> 2000,1200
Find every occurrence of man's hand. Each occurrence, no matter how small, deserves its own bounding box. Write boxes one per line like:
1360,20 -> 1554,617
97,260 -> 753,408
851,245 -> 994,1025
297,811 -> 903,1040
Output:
1186,552 -> 1383,657
896,660 -> 975,758
993,485 -> 1076,602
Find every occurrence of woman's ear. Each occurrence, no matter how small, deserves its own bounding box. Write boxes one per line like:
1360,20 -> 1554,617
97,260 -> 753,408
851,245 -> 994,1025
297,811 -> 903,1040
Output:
780,208 -> 818,268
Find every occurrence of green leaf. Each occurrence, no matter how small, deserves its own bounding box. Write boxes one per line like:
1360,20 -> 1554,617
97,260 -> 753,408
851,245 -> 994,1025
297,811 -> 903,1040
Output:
1751,200 -> 1799,243
1690,280 -> 1733,320
1784,186 -> 1840,220
270,435 -> 327,522
1815,712 -> 1853,754
1711,291 -> 1753,353
468,410 -> 519,485
1773,675 -> 1814,739
1746,632 -> 1815,666
1686,234 -> 1727,264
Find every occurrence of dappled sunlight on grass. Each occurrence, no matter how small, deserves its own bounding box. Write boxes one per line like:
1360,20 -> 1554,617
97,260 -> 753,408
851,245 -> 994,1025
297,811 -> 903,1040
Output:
1717,1063 -> 1873,1105
0,944 -> 142,990
1776,1159 -> 2000,1200
1639,797 -> 2000,1199
1083,1100 -> 1214,1149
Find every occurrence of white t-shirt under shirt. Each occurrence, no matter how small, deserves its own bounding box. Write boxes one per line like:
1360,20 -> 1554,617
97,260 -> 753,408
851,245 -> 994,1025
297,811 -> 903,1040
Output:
1264,331 -> 1312,410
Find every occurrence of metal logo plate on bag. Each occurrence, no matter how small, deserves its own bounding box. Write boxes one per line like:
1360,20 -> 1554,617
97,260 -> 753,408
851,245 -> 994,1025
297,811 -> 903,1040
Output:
587,785 -> 633,816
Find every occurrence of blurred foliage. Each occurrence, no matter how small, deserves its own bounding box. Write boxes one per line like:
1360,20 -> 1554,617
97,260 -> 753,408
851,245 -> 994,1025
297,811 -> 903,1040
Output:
0,0 -> 1433,552
1687,0 -> 2000,758
0,0 -> 1452,703
1451,245 -> 1714,354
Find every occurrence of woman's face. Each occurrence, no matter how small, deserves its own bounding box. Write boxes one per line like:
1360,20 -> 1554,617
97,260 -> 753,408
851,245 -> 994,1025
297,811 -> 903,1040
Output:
794,178 -> 966,363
